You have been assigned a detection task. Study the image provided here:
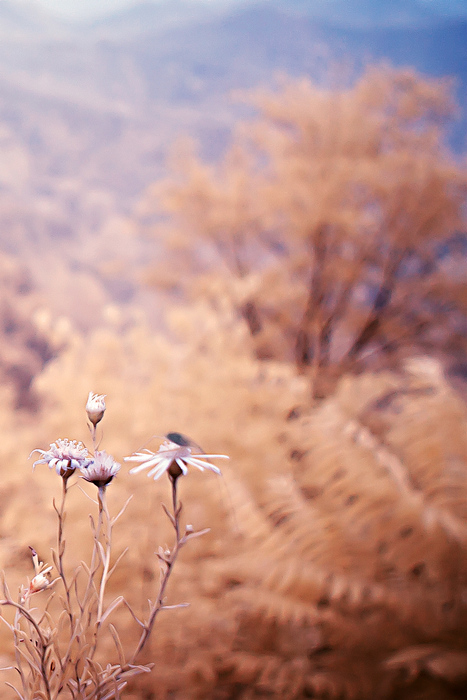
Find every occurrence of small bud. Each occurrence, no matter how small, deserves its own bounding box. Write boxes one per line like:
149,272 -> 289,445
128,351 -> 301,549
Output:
21,549 -> 54,602
86,392 -> 106,426
29,572 -> 51,594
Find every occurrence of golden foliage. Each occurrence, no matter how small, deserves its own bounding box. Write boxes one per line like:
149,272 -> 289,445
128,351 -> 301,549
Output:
179,356 -> 467,699
0,66 -> 466,698
0,294 -> 461,699
143,66 -> 467,395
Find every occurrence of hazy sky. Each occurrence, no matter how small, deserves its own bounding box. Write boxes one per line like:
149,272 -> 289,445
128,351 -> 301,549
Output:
35,0 -> 220,20
35,0 -> 159,19
31,0 -> 467,21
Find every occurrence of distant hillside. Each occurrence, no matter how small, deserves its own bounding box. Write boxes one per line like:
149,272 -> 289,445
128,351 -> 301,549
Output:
1,1 -> 465,201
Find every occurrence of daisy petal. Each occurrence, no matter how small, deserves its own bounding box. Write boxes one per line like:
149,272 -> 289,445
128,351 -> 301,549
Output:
124,452 -> 152,462
187,457 -> 222,473
147,458 -> 173,479
175,458 -> 189,475
125,438 -> 228,482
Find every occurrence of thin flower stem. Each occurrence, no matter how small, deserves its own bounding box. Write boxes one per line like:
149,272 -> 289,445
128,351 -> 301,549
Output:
51,476 -> 77,682
172,477 -> 180,540
53,475 -> 99,695
75,485 -> 105,676
56,478 -> 73,616
88,486 -> 112,663
82,492 -> 104,607
130,477 -> 183,662
97,487 -> 112,623
89,423 -> 97,453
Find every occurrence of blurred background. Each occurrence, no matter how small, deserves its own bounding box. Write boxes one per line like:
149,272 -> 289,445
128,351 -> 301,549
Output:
0,1 -> 467,698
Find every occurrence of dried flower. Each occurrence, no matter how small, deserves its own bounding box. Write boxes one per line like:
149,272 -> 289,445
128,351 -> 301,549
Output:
30,439 -> 92,479
86,391 -> 106,426
124,438 -> 228,481
81,450 -> 120,488
21,548 -> 56,602
29,571 -> 52,595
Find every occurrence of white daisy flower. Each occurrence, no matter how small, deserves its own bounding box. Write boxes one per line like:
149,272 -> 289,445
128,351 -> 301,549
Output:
124,437 -> 228,481
80,450 -> 120,488
30,439 -> 92,478
86,391 -> 106,426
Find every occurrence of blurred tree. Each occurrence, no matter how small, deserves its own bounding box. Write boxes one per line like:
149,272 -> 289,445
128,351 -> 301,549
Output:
145,66 -> 467,395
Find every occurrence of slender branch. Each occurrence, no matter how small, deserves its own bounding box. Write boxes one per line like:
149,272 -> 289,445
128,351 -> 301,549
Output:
0,600 -> 52,700
130,477 -> 184,662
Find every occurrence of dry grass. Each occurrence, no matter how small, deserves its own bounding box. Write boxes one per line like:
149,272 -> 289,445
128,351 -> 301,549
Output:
0,393 -> 225,699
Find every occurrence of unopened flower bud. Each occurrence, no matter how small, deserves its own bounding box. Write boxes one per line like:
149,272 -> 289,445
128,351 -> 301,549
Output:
29,572 -> 51,594
21,550 -> 54,602
86,392 -> 106,426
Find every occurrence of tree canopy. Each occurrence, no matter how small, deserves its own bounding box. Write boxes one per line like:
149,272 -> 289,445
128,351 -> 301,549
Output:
146,66 -> 467,395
